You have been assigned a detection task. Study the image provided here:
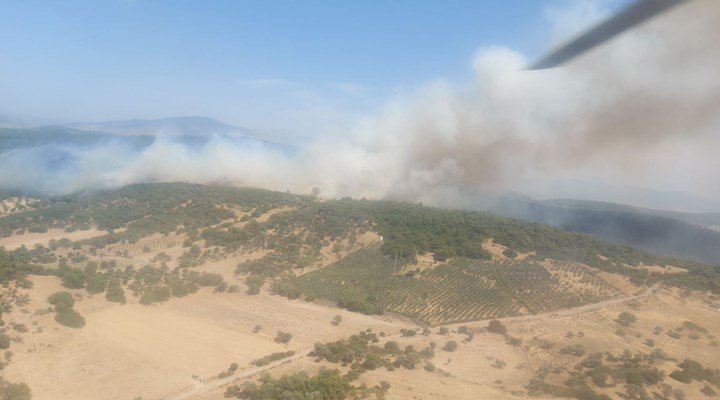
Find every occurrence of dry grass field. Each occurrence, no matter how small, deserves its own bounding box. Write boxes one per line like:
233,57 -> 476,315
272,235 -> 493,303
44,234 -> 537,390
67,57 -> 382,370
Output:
2,274 -> 407,400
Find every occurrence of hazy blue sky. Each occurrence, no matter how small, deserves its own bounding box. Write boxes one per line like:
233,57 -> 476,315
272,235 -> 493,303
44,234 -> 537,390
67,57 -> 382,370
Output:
0,0 -> 622,132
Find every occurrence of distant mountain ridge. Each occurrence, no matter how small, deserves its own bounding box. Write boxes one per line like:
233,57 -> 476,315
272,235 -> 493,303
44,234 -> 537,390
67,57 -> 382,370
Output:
543,199 -> 720,228
0,113 -> 34,129
523,180 -> 720,214
64,116 -> 253,138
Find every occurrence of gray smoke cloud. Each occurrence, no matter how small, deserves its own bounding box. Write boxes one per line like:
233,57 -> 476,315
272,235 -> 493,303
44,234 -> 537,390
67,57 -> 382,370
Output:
2,0 -> 719,208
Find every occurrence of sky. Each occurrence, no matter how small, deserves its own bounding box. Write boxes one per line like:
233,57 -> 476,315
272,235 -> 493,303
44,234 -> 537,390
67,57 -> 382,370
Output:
0,0 -> 622,133
5,0 -> 720,210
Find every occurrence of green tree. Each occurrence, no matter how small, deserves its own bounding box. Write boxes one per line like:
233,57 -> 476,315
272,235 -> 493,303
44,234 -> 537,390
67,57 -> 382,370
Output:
47,291 -> 75,309
105,282 -> 126,304
61,269 -> 86,289
86,275 -> 107,295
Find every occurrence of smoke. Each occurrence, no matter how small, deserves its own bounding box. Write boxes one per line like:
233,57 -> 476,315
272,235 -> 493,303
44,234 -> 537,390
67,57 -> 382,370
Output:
2,0 -> 720,207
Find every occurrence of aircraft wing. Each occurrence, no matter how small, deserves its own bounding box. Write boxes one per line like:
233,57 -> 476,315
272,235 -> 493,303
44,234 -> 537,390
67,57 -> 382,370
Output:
529,0 -> 688,70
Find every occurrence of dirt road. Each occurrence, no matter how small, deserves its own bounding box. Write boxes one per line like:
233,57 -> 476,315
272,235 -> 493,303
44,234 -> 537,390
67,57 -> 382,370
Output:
164,347 -> 313,400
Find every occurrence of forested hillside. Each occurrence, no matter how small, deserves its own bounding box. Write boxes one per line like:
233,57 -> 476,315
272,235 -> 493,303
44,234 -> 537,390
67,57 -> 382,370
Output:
0,182 -> 718,313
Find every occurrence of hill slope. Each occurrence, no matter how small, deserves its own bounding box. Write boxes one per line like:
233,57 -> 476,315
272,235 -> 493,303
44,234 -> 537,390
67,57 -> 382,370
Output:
488,195 -> 720,263
0,182 -> 716,325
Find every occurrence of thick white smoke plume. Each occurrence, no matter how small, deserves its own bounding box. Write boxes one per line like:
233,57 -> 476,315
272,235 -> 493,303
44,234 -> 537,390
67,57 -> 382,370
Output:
2,0 -> 720,205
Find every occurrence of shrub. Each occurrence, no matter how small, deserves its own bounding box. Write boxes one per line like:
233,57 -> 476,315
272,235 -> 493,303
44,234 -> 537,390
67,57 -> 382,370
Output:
670,370 -> 693,384
502,248 -> 518,259
400,329 -> 417,337
0,333 -> 10,350
345,369 -> 362,381
487,320 -> 507,335
361,354 -> 383,370
236,369 -> 352,400
421,347 -> 435,358
616,312 -> 637,327
384,341 -> 399,351
0,382 -> 32,400
701,384 -> 717,397
682,321 -> 707,334
670,359 -> 720,386
271,280 -> 303,300
505,335 -> 522,346
336,297 -> 383,315
251,351 -> 295,367
140,286 -> 172,305
86,274 -> 107,295
139,291 -> 154,305
150,286 -> 171,303
667,330 -> 681,339
105,283 -> 126,304
224,385 -> 241,397
61,269 -> 86,289
275,331 -> 292,344
55,308 -> 86,328
560,344 -> 585,357
442,341 -> 458,352
331,315 -> 342,326
246,275 -> 264,295
47,291 -> 74,309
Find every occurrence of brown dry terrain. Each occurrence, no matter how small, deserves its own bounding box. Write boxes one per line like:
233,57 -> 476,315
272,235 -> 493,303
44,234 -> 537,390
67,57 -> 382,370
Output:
2,274 -> 407,400
0,219 -> 718,400
184,288 -> 720,400
0,197 -> 42,216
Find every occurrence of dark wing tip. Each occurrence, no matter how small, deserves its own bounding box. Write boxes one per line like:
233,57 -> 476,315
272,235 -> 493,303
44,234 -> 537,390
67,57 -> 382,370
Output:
528,0 -> 688,70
